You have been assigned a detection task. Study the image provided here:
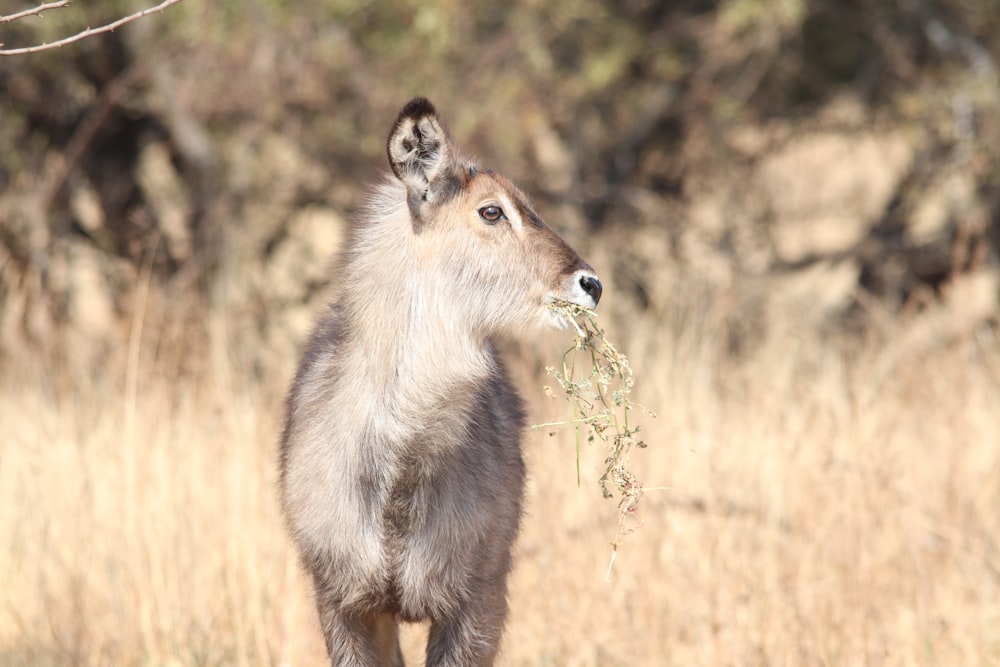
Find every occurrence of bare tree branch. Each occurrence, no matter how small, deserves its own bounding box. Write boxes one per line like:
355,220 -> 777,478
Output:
0,0 -> 184,55
0,0 -> 71,24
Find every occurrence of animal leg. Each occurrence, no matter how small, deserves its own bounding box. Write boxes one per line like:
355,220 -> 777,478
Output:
315,591 -> 403,667
425,585 -> 509,667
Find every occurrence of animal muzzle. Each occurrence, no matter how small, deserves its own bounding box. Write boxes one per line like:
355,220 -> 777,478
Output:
563,268 -> 603,309
579,273 -> 603,306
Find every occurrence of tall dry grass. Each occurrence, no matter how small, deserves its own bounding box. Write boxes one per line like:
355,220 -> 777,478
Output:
2,281 -> 999,666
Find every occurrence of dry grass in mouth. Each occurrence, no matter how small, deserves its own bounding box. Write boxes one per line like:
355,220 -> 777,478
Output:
535,299 -> 658,579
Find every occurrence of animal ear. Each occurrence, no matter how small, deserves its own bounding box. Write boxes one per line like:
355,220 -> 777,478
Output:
387,98 -> 455,203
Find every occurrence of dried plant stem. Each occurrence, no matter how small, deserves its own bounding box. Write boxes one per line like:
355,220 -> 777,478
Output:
534,300 -> 656,578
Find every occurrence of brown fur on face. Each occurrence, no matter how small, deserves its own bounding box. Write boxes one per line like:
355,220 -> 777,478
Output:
279,98 -> 601,666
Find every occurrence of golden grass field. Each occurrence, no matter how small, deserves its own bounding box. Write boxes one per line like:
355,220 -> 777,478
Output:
2,279 -> 999,666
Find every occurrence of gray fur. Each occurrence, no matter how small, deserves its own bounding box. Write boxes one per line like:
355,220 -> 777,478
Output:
279,98 -> 601,666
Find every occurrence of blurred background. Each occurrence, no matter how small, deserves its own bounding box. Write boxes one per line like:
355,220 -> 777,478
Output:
1,1 -> 998,665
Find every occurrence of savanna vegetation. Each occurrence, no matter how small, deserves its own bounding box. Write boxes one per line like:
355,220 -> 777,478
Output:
2,1 -> 999,664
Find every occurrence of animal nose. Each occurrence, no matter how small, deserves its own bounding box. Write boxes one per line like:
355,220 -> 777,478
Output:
579,275 -> 603,306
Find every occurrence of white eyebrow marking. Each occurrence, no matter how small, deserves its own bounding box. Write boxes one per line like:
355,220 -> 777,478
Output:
497,192 -> 523,234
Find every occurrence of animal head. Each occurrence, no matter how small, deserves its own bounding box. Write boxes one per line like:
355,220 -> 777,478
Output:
385,97 -> 602,335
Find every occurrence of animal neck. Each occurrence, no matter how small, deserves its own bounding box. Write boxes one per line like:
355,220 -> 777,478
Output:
347,293 -> 494,401
340,190 -> 496,420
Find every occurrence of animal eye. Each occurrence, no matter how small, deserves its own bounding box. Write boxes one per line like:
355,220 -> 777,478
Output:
478,205 -> 505,224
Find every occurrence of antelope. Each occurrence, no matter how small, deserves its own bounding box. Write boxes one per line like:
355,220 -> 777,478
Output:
279,98 -> 602,666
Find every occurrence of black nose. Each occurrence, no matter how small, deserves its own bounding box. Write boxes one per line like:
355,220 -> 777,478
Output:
579,275 -> 603,305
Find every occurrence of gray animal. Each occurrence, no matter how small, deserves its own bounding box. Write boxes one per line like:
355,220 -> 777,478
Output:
279,98 -> 602,666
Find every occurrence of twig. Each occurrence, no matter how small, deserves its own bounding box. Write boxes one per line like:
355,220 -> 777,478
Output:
0,0 -> 71,24
0,0 -> 184,55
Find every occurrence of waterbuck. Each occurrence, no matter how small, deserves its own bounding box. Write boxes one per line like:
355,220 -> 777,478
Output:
279,98 -> 603,666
